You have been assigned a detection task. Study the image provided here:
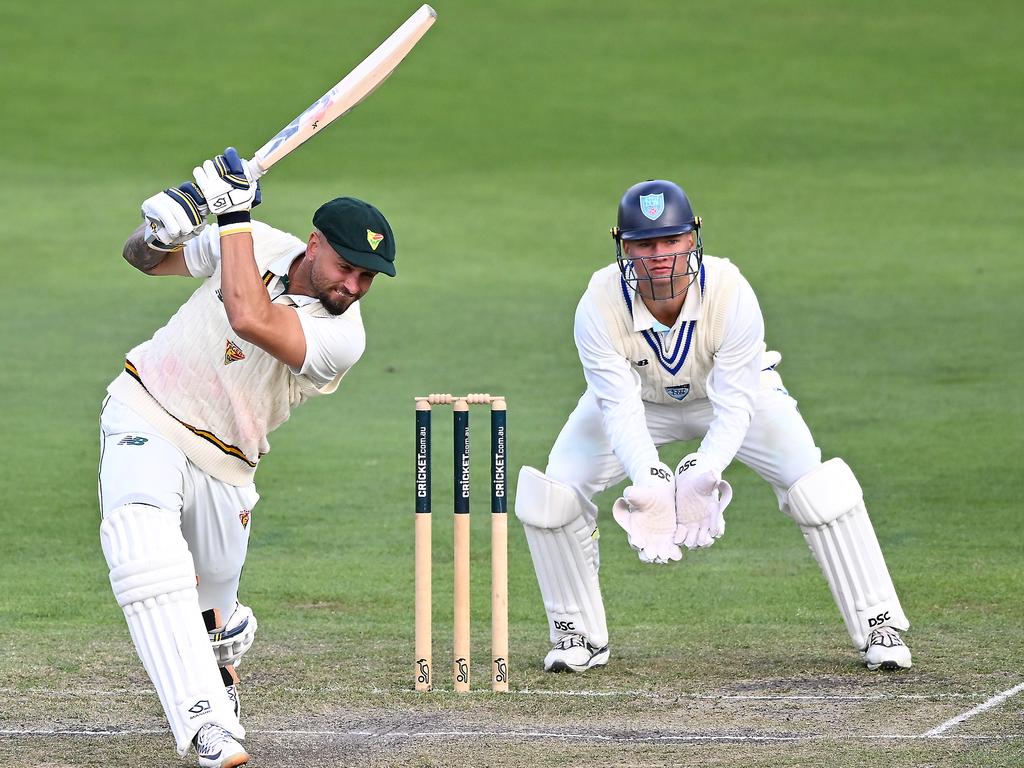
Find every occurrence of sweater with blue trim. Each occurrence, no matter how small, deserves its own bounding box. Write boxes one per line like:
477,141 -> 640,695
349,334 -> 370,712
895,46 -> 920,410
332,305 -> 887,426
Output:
590,255 -> 741,405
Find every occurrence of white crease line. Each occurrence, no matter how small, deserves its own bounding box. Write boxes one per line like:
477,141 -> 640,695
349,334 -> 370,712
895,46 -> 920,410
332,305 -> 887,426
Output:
1,727 -> 1019,743
922,681 -> 1024,737
0,685 -> 969,702
370,686 -> 964,702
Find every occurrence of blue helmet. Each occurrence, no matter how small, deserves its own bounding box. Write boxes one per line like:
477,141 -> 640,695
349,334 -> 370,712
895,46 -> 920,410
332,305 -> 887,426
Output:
611,180 -> 703,300
613,180 -> 700,241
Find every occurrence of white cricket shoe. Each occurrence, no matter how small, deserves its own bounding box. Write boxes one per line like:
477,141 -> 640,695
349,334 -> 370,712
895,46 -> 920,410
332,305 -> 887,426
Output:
193,723 -> 249,768
544,634 -> 610,673
862,626 -> 912,671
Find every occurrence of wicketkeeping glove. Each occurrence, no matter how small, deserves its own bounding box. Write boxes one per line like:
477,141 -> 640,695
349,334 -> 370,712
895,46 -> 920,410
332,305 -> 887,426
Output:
673,452 -> 733,549
611,464 -> 683,565
192,147 -> 261,227
141,182 -> 208,251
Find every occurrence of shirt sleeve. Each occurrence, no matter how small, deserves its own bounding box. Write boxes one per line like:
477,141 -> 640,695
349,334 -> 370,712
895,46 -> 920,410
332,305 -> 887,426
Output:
699,275 -> 765,475
574,292 -> 663,483
291,302 -> 367,388
181,226 -> 222,278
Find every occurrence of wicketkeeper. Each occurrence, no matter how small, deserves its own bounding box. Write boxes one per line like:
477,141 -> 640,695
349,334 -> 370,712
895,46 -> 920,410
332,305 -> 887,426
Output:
515,179 -> 912,675
98,148 -> 397,768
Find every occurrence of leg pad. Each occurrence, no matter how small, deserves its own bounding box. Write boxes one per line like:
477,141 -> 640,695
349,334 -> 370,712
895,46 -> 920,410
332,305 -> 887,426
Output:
786,460 -> 909,649
515,467 -> 608,647
101,504 -> 243,755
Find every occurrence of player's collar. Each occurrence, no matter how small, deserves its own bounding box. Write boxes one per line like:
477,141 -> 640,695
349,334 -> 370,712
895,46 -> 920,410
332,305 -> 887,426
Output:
266,252 -> 319,306
629,281 -> 702,333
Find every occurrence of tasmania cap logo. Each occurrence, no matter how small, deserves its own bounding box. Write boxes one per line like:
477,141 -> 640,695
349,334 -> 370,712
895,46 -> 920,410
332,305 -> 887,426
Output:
639,193 -> 665,221
224,339 -> 246,365
366,229 -> 384,251
239,510 -> 250,529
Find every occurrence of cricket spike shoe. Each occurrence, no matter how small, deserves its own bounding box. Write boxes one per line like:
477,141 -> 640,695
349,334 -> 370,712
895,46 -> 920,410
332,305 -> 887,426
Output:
193,723 -> 249,768
862,626 -> 912,671
544,634 -> 610,673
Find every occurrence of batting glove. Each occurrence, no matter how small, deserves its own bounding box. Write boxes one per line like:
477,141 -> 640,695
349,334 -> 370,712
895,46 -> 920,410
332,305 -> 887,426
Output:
192,147 -> 261,232
141,182 -> 208,251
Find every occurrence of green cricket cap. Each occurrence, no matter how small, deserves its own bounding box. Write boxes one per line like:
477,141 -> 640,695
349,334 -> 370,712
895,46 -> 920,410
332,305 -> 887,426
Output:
313,197 -> 396,277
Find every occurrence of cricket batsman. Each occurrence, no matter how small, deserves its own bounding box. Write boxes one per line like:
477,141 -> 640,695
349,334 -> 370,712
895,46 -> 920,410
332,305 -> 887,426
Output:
97,148 -> 397,767
514,179 -> 912,675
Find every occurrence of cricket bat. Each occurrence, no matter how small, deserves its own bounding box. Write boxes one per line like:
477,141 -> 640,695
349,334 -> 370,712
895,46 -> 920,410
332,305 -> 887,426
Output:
249,4 -> 438,178
145,4 -> 436,243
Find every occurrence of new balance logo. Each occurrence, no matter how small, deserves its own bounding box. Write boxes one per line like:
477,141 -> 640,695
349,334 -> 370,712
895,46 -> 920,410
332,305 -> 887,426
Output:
117,436 -> 149,446
634,359 -> 649,367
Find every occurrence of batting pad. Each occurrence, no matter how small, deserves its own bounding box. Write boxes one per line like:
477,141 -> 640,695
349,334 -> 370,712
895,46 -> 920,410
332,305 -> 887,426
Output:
515,467 -> 609,647
786,459 -> 909,649
100,504 -> 243,755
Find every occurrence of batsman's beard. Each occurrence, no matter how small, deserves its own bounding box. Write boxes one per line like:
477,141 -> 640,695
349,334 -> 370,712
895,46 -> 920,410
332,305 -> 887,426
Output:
311,264 -> 363,315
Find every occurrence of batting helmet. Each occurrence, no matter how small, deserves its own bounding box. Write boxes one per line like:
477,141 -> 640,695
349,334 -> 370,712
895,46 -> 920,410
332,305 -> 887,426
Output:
613,180 -> 700,241
611,180 -> 703,300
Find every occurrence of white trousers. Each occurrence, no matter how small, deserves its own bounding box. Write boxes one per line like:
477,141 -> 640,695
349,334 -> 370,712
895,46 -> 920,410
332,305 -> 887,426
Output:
547,384 -> 822,523
98,396 -> 257,618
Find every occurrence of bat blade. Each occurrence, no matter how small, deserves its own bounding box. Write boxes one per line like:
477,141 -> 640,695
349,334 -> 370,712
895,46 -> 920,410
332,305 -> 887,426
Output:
249,4 -> 437,178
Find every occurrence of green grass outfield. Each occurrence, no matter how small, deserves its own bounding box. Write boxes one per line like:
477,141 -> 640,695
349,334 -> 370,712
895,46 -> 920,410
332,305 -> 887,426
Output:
1,0 -> 1022,765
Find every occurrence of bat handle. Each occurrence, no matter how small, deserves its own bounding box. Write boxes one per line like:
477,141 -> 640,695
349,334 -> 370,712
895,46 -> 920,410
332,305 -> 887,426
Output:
248,156 -> 268,181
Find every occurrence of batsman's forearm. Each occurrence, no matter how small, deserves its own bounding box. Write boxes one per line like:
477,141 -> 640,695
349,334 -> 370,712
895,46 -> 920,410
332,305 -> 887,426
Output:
219,230 -> 274,338
123,225 -> 170,272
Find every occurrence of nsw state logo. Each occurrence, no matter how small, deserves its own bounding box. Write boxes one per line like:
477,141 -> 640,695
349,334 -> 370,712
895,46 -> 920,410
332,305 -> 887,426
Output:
665,384 -> 690,401
640,192 -> 665,220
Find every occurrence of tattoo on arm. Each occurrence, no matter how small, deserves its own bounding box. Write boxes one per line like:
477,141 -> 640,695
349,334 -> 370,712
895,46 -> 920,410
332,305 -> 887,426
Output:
122,225 -> 170,272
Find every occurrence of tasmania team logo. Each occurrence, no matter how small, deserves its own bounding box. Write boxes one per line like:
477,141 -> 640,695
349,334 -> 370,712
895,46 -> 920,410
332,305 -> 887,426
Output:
639,192 -> 665,220
239,510 -> 250,529
366,229 -> 384,251
224,340 -> 246,365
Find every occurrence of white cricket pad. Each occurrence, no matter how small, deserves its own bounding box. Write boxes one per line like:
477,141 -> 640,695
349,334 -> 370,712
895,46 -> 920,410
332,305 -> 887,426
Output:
786,459 -> 909,649
100,504 -> 243,755
515,467 -> 609,647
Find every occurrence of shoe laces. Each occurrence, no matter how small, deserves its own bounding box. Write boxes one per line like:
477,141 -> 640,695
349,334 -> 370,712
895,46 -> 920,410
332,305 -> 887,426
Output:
868,626 -> 905,648
556,634 -> 590,651
194,724 -> 237,756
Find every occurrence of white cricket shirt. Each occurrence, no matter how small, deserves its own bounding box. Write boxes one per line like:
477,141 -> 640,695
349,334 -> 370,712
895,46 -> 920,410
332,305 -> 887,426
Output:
573,256 -> 770,479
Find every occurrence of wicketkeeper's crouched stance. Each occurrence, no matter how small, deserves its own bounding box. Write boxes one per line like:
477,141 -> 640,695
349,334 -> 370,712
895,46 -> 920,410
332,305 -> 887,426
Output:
98,148 -> 397,767
515,180 -> 911,675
